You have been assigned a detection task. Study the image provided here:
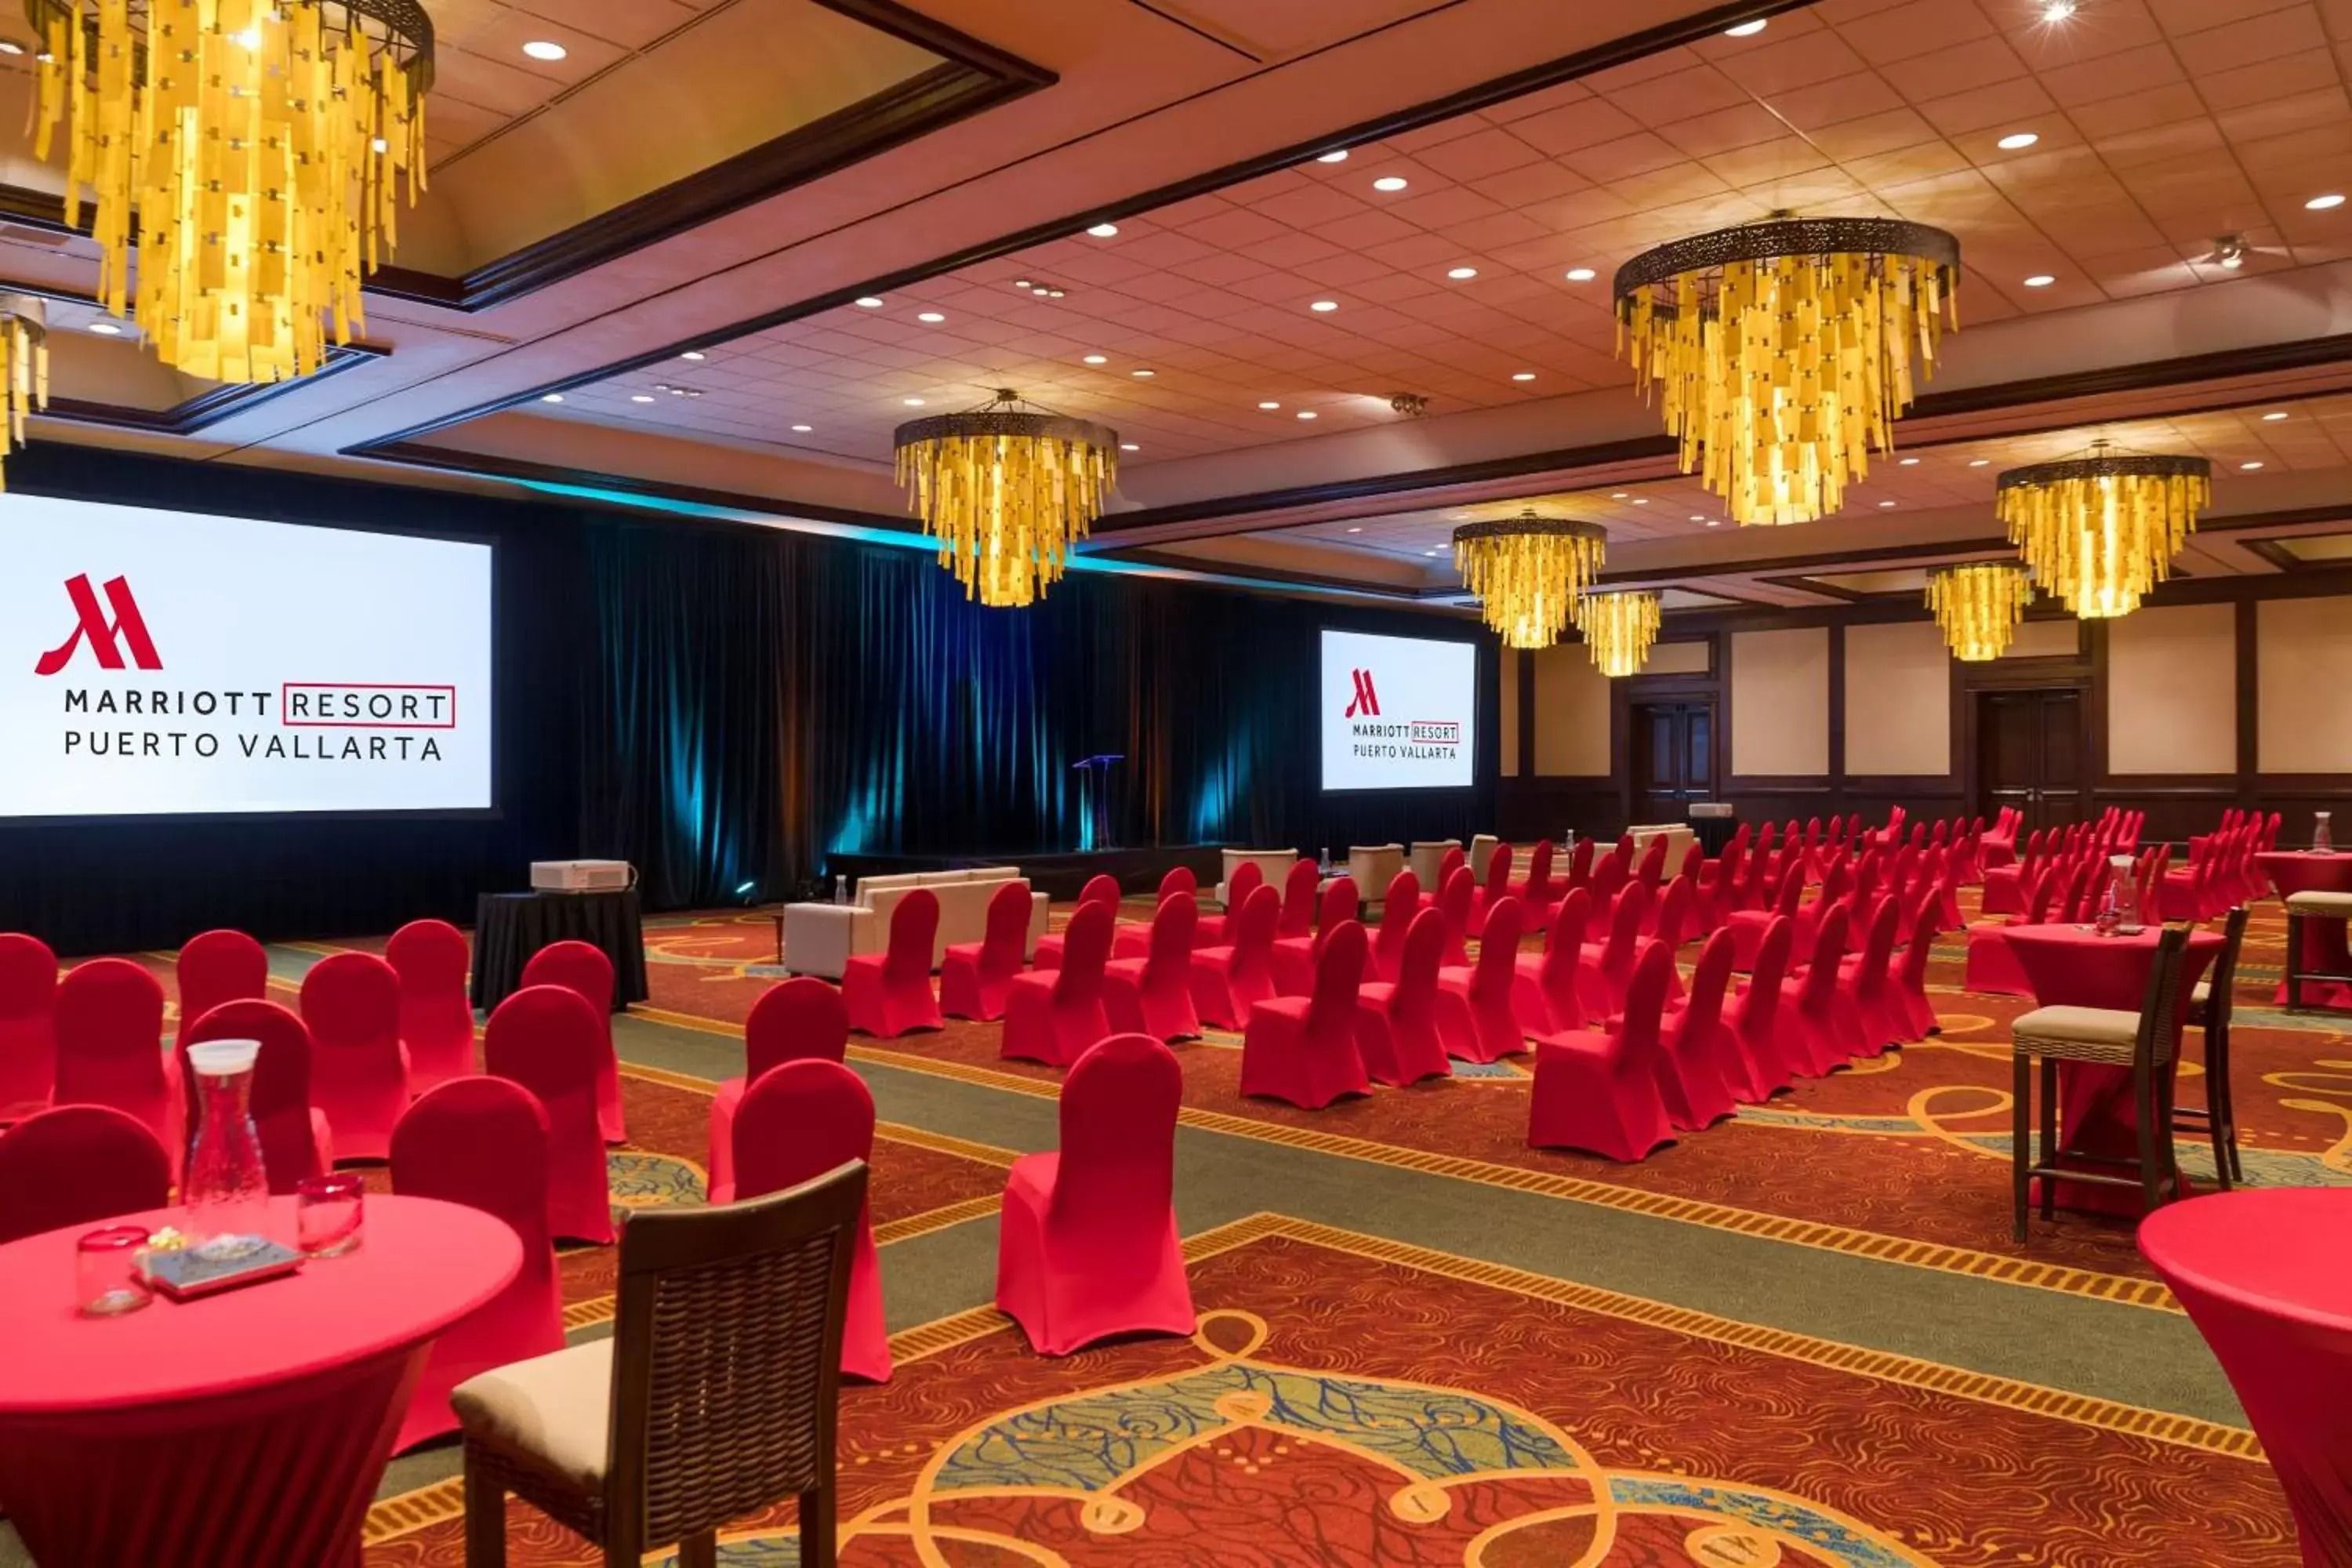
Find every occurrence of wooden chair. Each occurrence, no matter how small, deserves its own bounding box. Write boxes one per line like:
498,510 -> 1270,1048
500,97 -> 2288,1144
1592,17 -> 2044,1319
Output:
2009,925 -> 2191,1243
2176,906 -> 2250,1188
456,1160 -> 866,1568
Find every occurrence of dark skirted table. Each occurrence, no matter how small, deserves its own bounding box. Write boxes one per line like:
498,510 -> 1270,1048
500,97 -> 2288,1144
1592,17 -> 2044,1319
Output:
471,888 -> 650,1011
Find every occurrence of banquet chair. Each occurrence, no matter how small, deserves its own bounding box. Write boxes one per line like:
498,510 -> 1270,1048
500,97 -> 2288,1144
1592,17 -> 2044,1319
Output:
520,941 -> 625,1144
455,1161 -> 865,1568
1588,837 -> 1632,900
1631,834 -> 1669,891
727,1061 -> 889,1382
1563,835 -> 1597,892
0,931 -> 58,1120
1105,893 -> 1203,1043
1276,857 -> 1322,939
484,985 -> 615,1246
1002,902 -> 1114,1068
1889,884 -> 1945,1044
706,978 -> 849,1203
1585,880 -> 1652,1014
1367,869 -> 1422,984
1032,876 -> 1122,969
1726,858 -> 1805,971
1240,920 -> 1370,1109
940,880 -> 1034,1022
1781,906 -> 1862,1076
1189,884 -> 1280,1032
2010,924 -> 2193,1240
995,1033 -> 1194,1358
1512,884 -> 1594,1036
1436,843 -> 1468,892
52,958 -> 180,1167
2284,890 -> 2352,1012
1657,930 -> 1740,1129
840,888 -> 944,1040
1722,916 -> 1795,1102
0,1104 -> 172,1246
1528,940 -> 1676,1162
302,952 -> 411,1162
176,929 -> 269,1043
2176,906 -> 2251,1188
1112,867 -> 1198,961
1509,837 -> 1559,920
1434,866 -> 1476,967
1355,909 -> 1464,1086
1191,860 -> 1261,949
1835,897 -> 1905,1057
181,999 -> 333,1192
1437,895 -> 1527,1063
390,1076 -> 564,1452
1467,843 -> 1514,937
1272,876 -> 1360,996
387,919 -> 479,1094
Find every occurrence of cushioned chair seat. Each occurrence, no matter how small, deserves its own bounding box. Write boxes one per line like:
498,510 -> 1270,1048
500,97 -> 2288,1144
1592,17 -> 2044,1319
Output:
2011,1004 -> 2140,1064
2191,980 -> 2210,1007
2286,890 -> 2352,917
450,1339 -> 612,1490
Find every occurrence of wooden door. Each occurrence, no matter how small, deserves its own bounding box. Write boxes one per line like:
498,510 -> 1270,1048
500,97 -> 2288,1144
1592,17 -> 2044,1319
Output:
1976,688 -> 2086,832
1632,701 -> 1715,824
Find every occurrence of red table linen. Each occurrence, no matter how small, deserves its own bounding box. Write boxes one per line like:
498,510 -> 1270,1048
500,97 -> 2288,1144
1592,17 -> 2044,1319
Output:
2259,851 -> 2352,1008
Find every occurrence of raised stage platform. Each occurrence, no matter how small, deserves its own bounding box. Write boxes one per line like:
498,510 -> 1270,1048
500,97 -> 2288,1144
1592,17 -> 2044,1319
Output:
829,844 -> 1229,901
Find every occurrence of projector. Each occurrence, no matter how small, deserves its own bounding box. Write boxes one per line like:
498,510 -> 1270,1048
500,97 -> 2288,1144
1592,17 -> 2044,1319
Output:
530,860 -> 637,893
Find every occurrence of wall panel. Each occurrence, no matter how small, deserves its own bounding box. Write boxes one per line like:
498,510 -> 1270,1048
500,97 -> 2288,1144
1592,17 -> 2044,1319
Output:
2259,595 -> 2352,774
1532,644 -> 1612,776
1844,621 -> 1951,776
1730,627 -> 1829,777
2106,603 -> 2236,775
1500,647 -> 1521,777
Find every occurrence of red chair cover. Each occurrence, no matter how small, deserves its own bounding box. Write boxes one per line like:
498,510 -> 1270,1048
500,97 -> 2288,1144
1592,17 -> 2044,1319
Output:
1467,844 -> 1515,937
1435,866 -> 1476,968
386,919 -> 477,1094
1511,838 -> 1558,918
1189,885 -> 1281,1031
1564,836 -> 1597,891
0,932 -> 58,1120
1437,844 -> 1468,890
1588,837 -> 1632,900
389,1076 -> 564,1450
1722,916 -> 1795,1101
1659,930 -> 1741,1130
519,940 -> 623,1143
1105,895 -> 1203,1044
176,930 -> 268,1045
1157,865 -> 1197,902
1437,895 -> 1527,1063
1355,910 -> 1462,1086
1003,902 -> 1114,1068
1726,858 -> 1804,971
1529,941 -> 1676,1161
842,887 -> 944,1039
53,959 -> 180,1169
1835,896 -> 1905,1056
1272,876 -> 1360,996
0,1103 -> 172,1245
995,1033 -> 1194,1357
1192,859 -> 1262,949
728,1059 -> 890,1381
1276,858 -> 1321,938
300,952 -> 409,1163
941,880 -> 1034,1022
1632,835 -> 1668,891
1513,885 -> 1593,1036
1780,906 -> 1864,1076
706,977 -> 850,1201
1035,875 -> 1123,969
1367,869 -> 1422,984
1890,884 -> 1944,1043
1240,921 -> 1370,1108
1584,881 -> 1652,1014
482,985 -> 614,1244
181,999 -> 332,1192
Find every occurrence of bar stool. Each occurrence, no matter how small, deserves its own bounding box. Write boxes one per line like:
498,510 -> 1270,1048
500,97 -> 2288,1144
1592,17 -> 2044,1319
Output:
2284,890 -> 2352,1012
2175,906 -> 2249,1189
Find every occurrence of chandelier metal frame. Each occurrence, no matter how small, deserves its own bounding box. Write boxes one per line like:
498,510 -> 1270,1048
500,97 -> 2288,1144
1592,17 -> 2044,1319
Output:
1451,509 -> 1609,651
892,389 -> 1119,609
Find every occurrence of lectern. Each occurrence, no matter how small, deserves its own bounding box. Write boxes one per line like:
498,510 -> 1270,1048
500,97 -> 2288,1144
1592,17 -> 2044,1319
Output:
1072,753 -> 1123,851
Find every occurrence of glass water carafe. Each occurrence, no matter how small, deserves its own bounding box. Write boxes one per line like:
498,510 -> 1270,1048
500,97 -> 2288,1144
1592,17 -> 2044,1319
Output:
183,1040 -> 272,1261
2317,811 -> 2334,854
2097,855 -> 2140,935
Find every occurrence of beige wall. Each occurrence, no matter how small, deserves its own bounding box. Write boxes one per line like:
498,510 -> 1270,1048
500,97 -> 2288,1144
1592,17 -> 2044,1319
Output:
2107,603 -> 2237,775
2002,619 -> 2082,659
1844,621 -> 1951,775
1532,644 -> 1612,776
1645,640 -> 1711,676
2260,596 -> 2352,773
1731,627 -> 1830,776
1499,648 -> 1521,777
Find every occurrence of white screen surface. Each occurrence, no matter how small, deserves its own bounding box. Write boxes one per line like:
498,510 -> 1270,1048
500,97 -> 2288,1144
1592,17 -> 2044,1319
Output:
0,494 -> 493,818
1320,629 -> 1476,791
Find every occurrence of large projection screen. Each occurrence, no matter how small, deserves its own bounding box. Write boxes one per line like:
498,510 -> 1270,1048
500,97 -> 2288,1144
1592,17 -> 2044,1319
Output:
1320,628 -> 1477,792
0,494 -> 494,819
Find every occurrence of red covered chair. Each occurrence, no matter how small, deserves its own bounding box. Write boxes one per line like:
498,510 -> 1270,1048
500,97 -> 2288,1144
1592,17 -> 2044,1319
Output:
390,1076 -> 565,1450
1435,865 -> 1476,967
1510,838 -> 1559,921
1726,860 -> 1804,971
386,919 -> 477,1094
52,959 -> 180,1167
841,887 -> 944,1040
1192,859 -> 1261,949
0,1104 -> 171,1245
1276,858 -> 1321,939
1584,880 -> 1652,1014
1889,884 -> 1944,1044
176,929 -> 268,1040
1835,896 -> 1904,1057
180,999 -> 332,1192
1437,895 -> 1528,1063
1105,894 -> 1203,1042
1632,834 -> 1669,891
1355,910 -> 1463,1086
1367,869 -> 1422,984
1003,902 -> 1113,1068
995,1033 -> 1193,1356
301,952 -> 409,1163
1563,837 -> 1597,891
1529,940 -> 1677,1162
519,940 -> 624,1143
1112,873 -> 1196,962
1033,875 -> 1122,969
1189,884 -> 1280,1031
706,978 -> 848,1203
1467,843 -> 1515,937
1514,885 -> 1594,1036
483,984 -> 614,1244
727,1059 -> 891,1381
1694,835 -> 1746,929
1588,837 -> 1632,899
1780,905 -> 1863,1076
0,932 -> 58,1120
1659,930 -> 1741,1130
1272,876 -> 1360,996
1240,921 -> 1369,1108
1722,916 -> 1795,1101
939,879 -> 1033,1022
1436,843 -> 1468,891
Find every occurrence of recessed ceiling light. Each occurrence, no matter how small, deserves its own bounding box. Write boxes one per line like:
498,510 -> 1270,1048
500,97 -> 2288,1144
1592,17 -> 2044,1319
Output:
521,39 -> 567,60
1997,132 -> 2040,151
2308,193 -> 2347,210
1689,514 -> 1708,522
1346,525 -> 1363,533
1120,442 -> 1140,452
854,296 -> 884,308
1258,401 -> 1280,409
1316,150 -> 1349,164
1425,549 -> 1441,557
790,424 -> 812,433
1969,458 -> 1991,466
1610,492 -> 1629,499
2039,0 -> 2074,20
1725,18 -> 1768,35
630,394 -> 655,403
680,350 -> 705,361
1297,410 -> 1318,419
902,397 -> 926,407
1086,223 -> 1120,238
540,393 -> 564,404
1878,499 -> 1897,507
2023,274 -> 2056,287
1446,267 -> 1478,280
2263,411 -> 2289,421
1632,497 -> 1650,505
1372,176 -> 1409,192
1707,520 -> 1722,528
85,321 -> 122,336
1131,368 -> 1155,378
916,311 -> 945,323
2241,460 -> 2265,470
1511,372 -> 1536,382
1082,354 -> 1108,365
0,40 -> 24,54
1899,456 -> 1920,466
1565,267 -> 1596,281
1309,299 -> 1339,312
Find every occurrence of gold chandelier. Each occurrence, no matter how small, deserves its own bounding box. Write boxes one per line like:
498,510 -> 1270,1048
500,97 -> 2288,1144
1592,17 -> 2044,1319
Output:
1615,216 -> 1961,527
1574,590 -> 1661,677
1996,441 -> 2211,619
0,295 -> 49,487
1452,510 -> 1607,649
1926,562 -> 2033,661
30,0 -> 434,384
893,390 -> 1118,608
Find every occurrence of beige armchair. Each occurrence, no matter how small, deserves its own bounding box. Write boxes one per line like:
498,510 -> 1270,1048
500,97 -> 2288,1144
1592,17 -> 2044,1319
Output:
1407,840 -> 1462,887
1347,844 -> 1404,904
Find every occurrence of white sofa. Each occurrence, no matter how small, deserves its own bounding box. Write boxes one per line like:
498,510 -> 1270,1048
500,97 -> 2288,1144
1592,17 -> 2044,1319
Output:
1218,848 -> 1298,906
782,867 -> 1049,980
1628,823 -> 1700,879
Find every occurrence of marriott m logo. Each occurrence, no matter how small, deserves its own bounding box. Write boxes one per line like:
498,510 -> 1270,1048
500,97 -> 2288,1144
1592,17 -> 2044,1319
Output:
34,575 -> 162,676
1344,668 -> 1380,718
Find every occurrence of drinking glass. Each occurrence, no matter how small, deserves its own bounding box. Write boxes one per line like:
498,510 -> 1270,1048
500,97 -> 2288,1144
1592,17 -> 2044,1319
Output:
296,1174 -> 365,1258
77,1225 -> 153,1317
